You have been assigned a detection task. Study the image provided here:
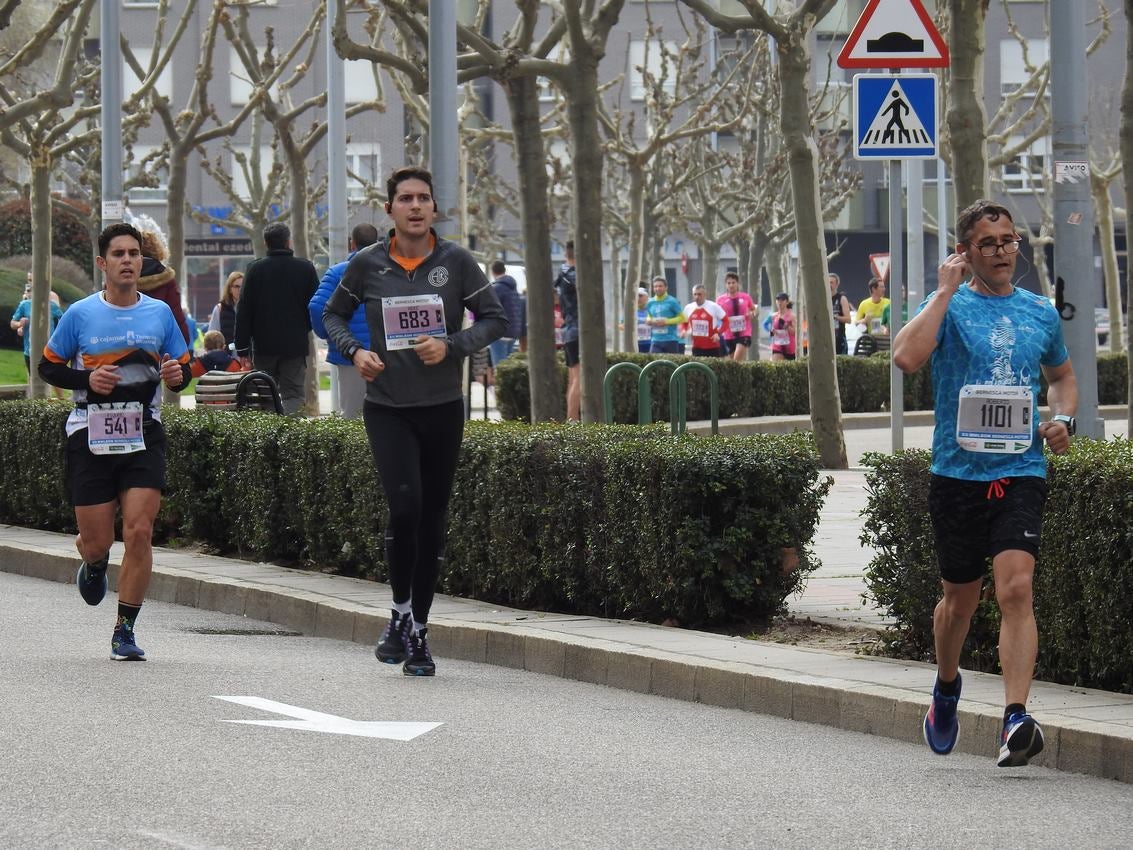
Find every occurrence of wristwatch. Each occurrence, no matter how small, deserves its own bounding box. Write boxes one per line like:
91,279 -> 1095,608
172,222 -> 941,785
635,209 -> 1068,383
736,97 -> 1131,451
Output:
1051,414 -> 1076,436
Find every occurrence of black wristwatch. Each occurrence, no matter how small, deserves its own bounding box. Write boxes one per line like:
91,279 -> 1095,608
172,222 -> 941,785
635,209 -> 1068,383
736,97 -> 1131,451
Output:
1051,414 -> 1076,436
342,343 -> 359,360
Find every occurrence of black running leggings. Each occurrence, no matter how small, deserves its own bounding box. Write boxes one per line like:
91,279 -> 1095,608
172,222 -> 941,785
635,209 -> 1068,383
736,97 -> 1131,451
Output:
363,399 -> 465,626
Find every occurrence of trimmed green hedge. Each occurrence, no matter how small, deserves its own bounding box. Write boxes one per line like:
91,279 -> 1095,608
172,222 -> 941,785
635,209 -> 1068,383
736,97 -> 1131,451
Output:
860,444 -> 1133,693
0,400 -> 831,628
498,351 -> 937,422
498,351 -> 1127,422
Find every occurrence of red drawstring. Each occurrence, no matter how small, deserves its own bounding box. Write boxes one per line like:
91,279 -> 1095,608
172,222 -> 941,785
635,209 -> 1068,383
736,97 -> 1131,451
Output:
986,478 -> 1011,500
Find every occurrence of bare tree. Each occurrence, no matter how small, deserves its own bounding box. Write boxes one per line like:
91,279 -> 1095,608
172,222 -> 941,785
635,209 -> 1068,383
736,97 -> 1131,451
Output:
0,0 -> 99,399
1122,0 -> 1133,433
602,12 -> 756,351
679,0 -> 846,468
121,0 -> 265,283
945,0 -> 990,216
335,0 -> 574,422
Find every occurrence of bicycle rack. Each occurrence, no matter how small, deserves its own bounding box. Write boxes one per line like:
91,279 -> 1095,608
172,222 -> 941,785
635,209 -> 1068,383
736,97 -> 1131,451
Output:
668,361 -> 718,436
601,358 -> 717,435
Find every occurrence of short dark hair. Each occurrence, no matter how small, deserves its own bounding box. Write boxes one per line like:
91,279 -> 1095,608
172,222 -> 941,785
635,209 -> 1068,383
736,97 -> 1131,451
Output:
725,271 -> 740,283
351,223 -> 379,249
263,222 -> 291,250
386,166 -> 434,204
490,260 -> 506,275
868,277 -> 883,292
98,223 -> 142,257
956,199 -> 1014,244
564,240 -> 574,259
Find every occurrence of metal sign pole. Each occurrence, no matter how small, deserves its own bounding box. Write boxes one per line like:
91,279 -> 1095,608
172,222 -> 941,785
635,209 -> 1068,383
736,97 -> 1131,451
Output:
889,158 -> 904,452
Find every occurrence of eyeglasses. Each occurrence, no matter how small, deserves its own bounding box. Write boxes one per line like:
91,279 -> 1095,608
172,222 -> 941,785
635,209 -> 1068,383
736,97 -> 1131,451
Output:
966,239 -> 1022,257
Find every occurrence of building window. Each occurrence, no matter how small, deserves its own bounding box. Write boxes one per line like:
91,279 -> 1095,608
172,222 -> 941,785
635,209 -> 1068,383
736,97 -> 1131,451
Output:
1001,135 -> 1049,193
123,48 -> 172,101
230,145 -> 275,200
345,143 -> 381,201
344,60 -> 379,105
814,34 -> 850,86
229,46 -> 280,106
629,39 -> 678,102
999,38 -> 1048,96
537,45 -> 566,102
125,144 -> 168,203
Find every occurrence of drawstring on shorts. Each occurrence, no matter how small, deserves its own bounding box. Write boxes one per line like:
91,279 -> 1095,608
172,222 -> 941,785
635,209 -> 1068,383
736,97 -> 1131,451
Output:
986,478 -> 1011,500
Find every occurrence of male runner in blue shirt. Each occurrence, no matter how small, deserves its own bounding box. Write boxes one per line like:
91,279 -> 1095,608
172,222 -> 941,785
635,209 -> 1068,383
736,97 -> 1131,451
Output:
894,200 -> 1077,768
40,223 -> 191,661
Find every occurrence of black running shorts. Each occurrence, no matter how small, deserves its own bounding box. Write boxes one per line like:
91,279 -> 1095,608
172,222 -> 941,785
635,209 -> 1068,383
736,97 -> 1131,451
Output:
927,474 -> 1048,584
563,338 -> 580,368
726,336 -> 752,353
65,421 -> 167,507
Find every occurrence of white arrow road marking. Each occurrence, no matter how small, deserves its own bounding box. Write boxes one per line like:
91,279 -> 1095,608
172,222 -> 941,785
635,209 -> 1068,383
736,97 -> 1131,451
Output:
213,696 -> 442,741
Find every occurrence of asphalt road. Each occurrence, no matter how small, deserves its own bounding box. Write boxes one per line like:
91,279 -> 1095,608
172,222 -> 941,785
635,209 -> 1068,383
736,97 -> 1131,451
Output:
4,571 -> 1132,850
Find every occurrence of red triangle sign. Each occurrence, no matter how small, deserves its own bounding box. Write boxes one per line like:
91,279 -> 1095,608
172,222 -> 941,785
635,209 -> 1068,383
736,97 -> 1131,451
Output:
837,0 -> 950,69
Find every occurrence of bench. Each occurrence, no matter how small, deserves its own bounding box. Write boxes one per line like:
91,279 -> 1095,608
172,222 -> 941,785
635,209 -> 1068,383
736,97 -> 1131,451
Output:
194,370 -> 284,414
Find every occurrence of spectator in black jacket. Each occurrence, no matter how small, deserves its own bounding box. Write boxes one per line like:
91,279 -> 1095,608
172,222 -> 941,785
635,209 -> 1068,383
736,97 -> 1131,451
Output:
487,260 -> 524,372
234,222 -> 319,415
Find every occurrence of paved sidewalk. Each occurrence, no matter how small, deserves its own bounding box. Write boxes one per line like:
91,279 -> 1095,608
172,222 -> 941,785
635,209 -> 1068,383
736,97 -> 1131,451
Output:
3,522 -> 1130,784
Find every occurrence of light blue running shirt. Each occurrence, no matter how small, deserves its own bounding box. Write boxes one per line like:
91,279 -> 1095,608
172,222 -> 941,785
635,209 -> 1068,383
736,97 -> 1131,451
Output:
920,283 -> 1068,481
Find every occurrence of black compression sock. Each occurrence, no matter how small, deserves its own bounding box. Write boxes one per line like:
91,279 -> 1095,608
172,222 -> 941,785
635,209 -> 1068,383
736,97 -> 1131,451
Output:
1004,702 -> 1026,723
936,675 -> 960,697
117,602 -> 142,627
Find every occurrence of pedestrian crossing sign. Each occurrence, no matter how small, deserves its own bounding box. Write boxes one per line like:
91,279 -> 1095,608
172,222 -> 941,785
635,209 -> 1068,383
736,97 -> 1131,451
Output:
853,73 -> 938,160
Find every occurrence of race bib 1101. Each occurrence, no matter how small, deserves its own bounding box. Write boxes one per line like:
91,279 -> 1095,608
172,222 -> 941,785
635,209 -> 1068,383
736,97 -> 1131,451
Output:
956,384 -> 1033,454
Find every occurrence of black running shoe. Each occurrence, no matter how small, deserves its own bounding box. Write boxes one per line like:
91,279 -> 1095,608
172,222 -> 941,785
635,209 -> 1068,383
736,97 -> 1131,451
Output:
375,610 -> 412,664
76,559 -> 108,606
110,623 -> 146,661
403,628 -> 435,677
923,673 -> 962,755
997,711 -> 1044,767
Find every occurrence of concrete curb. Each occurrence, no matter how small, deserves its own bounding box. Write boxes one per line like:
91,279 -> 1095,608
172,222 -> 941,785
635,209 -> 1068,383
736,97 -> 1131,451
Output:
2,528 -> 1130,784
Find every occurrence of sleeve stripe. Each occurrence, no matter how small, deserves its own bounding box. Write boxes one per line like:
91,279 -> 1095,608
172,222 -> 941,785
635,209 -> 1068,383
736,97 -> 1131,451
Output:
337,282 -> 361,305
462,282 -> 493,301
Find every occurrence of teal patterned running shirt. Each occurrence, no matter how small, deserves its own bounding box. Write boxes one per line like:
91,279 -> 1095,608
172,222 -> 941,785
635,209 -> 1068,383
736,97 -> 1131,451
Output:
921,283 -> 1068,481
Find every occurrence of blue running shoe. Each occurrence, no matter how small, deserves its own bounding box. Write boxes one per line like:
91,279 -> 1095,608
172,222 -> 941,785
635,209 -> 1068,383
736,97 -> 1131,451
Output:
375,610 -> 412,664
997,712 -> 1044,767
110,623 -> 146,661
923,673 -> 961,755
403,628 -> 435,677
76,559 -> 108,606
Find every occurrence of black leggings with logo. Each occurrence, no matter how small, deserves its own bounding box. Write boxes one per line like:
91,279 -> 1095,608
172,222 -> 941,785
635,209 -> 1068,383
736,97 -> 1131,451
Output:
363,399 -> 465,626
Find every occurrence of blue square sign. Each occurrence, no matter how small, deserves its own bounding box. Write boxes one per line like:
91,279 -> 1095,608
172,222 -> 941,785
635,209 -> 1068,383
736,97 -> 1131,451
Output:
853,73 -> 938,160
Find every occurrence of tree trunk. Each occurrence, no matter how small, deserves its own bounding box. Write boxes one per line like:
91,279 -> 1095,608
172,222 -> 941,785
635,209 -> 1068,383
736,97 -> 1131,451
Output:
1123,0 -> 1133,436
606,229 -> 620,346
700,242 -> 719,295
779,39 -> 846,468
622,164 -> 646,351
166,142 -> 190,289
748,230 -> 771,360
565,62 -> 607,424
1032,242 -> 1053,299
946,0 -> 990,217
504,76 -> 560,421
1092,172 -> 1124,352
28,149 -> 52,400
